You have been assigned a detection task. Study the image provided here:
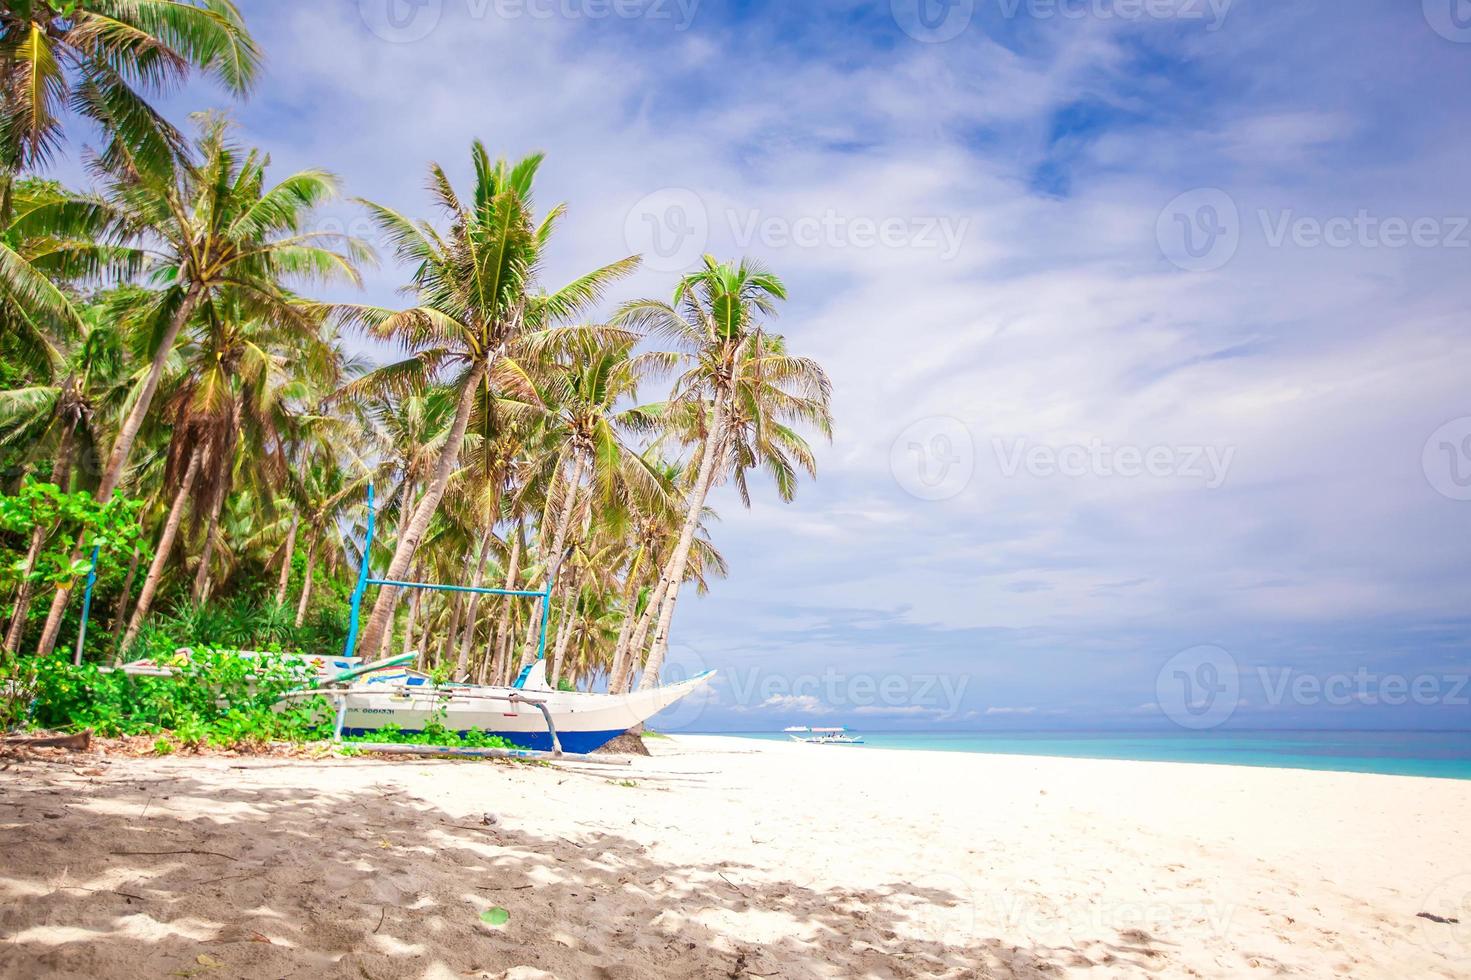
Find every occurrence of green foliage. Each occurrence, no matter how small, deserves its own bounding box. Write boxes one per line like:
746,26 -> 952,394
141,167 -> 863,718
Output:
340,707 -> 514,751
8,647 -> 330,746
3,646 -> 520,753
0,480 -> 145,593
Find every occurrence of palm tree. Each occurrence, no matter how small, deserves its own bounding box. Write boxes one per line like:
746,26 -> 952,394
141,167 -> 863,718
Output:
337,143 -> 638,659
0,294 -> 132,652
0,179 -> 142,417
615,257 -> 832,689
35,116 -> 367,654
0,0 -> 260,178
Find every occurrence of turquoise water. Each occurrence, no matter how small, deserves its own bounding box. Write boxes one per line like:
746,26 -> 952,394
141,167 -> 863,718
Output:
712,730 -> 1471,780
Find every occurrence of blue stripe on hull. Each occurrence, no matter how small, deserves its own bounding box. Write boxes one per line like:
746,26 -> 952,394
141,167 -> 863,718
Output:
340,727 -> 626,754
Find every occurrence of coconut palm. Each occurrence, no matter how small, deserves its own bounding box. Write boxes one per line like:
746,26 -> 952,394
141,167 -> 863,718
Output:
0,0 -> 259,178
336,143 -> 638,659
615,256 -> 831,689
35,115 -> 368,655
0,294 -> 133,652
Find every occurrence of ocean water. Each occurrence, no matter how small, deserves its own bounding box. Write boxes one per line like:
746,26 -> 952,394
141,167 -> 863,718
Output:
713,730 -> 1471,780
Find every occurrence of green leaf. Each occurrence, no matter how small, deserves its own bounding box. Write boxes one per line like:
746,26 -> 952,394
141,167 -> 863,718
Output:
479,907 -> 510,927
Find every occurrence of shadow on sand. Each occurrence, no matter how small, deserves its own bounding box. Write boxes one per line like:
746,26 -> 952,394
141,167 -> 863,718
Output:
0,758 -> 1137,978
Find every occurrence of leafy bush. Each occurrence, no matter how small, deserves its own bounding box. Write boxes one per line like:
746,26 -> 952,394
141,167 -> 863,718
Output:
4,648 -> 518,753
341,714 -> 514,750
8,647 -> 331,746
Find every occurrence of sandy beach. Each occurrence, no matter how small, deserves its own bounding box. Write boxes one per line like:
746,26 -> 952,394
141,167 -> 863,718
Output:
2,734 -> 1469,978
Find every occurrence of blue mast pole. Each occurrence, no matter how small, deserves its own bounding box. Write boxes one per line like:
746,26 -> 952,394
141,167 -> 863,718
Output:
73,544 -> 101,666
341,482 -> 376,659
536,572 -> 552,663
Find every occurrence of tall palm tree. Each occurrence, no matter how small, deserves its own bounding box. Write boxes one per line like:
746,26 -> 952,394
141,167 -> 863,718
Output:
35,116 -> 367,654
337,143 -> 638,659
615,256 -> 832,689
0,0 -> 260,178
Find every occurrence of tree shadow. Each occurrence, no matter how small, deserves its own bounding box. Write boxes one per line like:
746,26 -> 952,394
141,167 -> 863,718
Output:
0,759 -> 1118,978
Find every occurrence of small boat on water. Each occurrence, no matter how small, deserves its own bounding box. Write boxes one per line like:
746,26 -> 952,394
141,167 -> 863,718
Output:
785,726 -> 864,745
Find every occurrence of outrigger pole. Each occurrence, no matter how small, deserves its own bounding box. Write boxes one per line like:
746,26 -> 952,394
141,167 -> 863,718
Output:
340,483 -> 563,665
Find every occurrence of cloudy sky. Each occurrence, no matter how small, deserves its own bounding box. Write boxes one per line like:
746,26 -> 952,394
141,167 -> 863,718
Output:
75,0 -> 1471,730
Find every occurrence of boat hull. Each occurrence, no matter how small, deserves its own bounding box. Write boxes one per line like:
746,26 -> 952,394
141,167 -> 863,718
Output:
333,670 -> 714,754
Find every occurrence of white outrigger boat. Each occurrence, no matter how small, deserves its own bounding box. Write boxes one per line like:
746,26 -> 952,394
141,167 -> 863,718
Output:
112,486 -> 716,759
298,484 -> 712,757
296,657 -> 714,755
785,726 -> 864,745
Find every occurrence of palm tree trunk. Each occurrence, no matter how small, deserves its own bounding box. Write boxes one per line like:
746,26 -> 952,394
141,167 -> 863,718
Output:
3,525 -> 48,654
439,597 -> 464,671
622,568 -> 673,692
120,447 -> 204,653
401,565 -> 422,658
109,546 -> 141,665
490,525 -> 523,684
549,571 -> 579,686
517,452 -> 585,670
294,538 -> 318,629
638,401 -> 727,690
8,427 -> 75,653
191,487 -> 225,602
607,555 -> 645,695
355,359 -> 488,657
274,513 -> 298,605
34,285 -> 206,656
453,530 -> 494,679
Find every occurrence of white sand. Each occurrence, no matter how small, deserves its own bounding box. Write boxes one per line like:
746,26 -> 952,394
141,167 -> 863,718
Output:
2,734 -> 1470,978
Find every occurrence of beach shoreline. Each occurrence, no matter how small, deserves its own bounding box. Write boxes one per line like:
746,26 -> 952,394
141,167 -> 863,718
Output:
2,733 -> 1468,978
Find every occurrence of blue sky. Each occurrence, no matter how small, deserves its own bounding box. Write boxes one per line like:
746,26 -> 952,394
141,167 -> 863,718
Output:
59,0 -> 1471,731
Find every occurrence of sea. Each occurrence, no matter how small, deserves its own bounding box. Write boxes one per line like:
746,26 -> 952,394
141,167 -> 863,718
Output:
712,730 -> 1471,780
